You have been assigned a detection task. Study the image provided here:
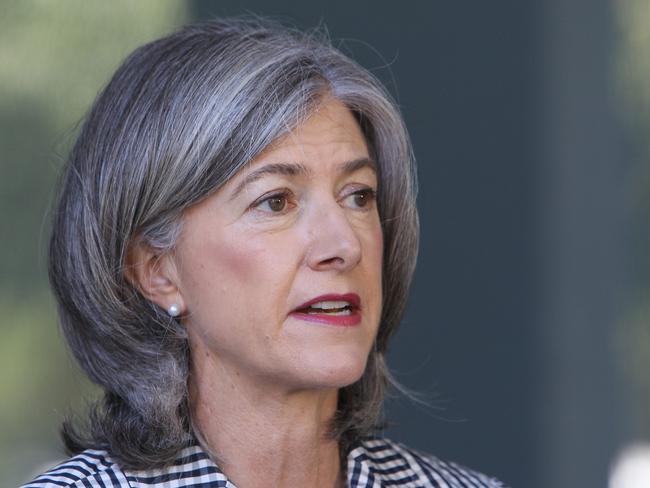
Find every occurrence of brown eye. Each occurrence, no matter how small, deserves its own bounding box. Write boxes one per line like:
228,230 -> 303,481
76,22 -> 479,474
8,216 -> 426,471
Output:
347,188 -> 376,209
267,195 -> 287,212
354,192 -> 369,207
254,191 -> 293,214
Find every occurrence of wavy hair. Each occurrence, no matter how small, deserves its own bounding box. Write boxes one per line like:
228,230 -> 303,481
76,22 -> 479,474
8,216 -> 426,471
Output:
49,16 -> 419,469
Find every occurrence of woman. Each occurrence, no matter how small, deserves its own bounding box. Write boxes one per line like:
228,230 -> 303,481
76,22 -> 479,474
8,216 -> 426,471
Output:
24,17 -> 505,488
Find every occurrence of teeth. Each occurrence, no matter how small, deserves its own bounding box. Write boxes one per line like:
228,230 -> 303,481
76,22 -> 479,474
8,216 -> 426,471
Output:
309,300 -> 350,309
307,308 -> 351,316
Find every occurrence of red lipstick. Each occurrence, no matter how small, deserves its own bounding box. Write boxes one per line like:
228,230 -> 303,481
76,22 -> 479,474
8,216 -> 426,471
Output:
290,293 -> 361,327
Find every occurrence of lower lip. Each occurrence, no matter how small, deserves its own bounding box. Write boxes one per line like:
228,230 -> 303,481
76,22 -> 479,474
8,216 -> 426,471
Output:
289,310 -> 362,327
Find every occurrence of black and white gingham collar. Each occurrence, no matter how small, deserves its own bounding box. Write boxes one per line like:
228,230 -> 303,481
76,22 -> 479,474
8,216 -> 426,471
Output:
23,437 -> 505,487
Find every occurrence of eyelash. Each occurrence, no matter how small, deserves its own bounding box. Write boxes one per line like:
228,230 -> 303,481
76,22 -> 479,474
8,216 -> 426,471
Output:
346,188 -> 377,209
252,189 -> 295,214
251,187 -> 377,214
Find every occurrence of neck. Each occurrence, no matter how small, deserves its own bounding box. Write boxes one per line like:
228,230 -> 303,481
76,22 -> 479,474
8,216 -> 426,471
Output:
190,352 -> 344,488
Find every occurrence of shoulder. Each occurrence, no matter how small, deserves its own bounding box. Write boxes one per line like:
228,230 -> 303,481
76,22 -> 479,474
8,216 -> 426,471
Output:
20,445 -> 229,488
348,437 -> 507,488
20,449 -> 129,487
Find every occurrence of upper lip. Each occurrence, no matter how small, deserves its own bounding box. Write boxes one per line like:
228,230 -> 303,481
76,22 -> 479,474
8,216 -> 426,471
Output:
292,293 -> 361,312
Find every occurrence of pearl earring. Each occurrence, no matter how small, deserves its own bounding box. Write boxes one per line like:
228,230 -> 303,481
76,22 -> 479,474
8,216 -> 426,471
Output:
167,303 -> 181,317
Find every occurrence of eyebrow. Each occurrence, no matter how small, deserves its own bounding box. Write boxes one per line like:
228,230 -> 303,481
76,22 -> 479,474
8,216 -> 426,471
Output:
228,157 -> 377,202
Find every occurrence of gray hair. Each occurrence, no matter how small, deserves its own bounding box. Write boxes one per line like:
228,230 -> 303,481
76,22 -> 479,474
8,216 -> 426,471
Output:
49,16 -> 418,469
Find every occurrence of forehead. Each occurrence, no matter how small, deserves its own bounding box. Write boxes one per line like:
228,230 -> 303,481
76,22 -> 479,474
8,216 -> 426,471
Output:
255,98 -> 370,164
221,100 -> 376,201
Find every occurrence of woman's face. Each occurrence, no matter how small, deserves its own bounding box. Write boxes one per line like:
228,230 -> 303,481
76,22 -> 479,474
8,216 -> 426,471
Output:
173,98 -> 383,392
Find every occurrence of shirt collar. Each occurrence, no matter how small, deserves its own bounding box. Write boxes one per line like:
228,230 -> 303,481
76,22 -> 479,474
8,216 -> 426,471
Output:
136,437 -> 422,488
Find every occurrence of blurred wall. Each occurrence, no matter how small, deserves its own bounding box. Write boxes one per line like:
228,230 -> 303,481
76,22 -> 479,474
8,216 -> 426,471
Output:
537,1 -> 623,486
0,2 -> 192,485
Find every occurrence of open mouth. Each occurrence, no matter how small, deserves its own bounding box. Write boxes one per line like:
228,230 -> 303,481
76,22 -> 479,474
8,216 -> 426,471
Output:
291,293 -> 362,326
296,300 -> 355,316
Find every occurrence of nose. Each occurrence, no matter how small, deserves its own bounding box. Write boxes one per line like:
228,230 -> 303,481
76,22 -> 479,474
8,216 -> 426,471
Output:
305,199 -> 362,273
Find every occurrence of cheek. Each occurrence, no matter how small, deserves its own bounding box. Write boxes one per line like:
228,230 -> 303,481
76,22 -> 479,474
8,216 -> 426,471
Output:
373,224 -> 384,261
369,224 -> 384,283
185,237 -> 254,294
372,226 -> 385,316
181,231 -> 297,327
360,223 -> 384,323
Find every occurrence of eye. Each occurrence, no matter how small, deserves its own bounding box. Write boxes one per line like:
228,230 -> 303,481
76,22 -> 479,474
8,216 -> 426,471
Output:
252,190 -> 294,214
265,195 -> 287,212
344,188 -> 377,210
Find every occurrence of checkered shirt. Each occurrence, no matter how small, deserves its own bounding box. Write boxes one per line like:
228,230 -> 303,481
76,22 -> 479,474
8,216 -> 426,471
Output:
22,437 -> 506,487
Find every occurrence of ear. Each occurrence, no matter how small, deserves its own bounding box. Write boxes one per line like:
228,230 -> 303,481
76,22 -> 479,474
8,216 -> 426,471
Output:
124,238 -> 186,316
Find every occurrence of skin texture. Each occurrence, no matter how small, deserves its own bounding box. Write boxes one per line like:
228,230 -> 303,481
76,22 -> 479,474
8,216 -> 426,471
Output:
130,98 -> 384,487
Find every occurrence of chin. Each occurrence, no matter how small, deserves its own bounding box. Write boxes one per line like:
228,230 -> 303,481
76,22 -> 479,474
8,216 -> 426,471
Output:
296,349 -> 370,390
